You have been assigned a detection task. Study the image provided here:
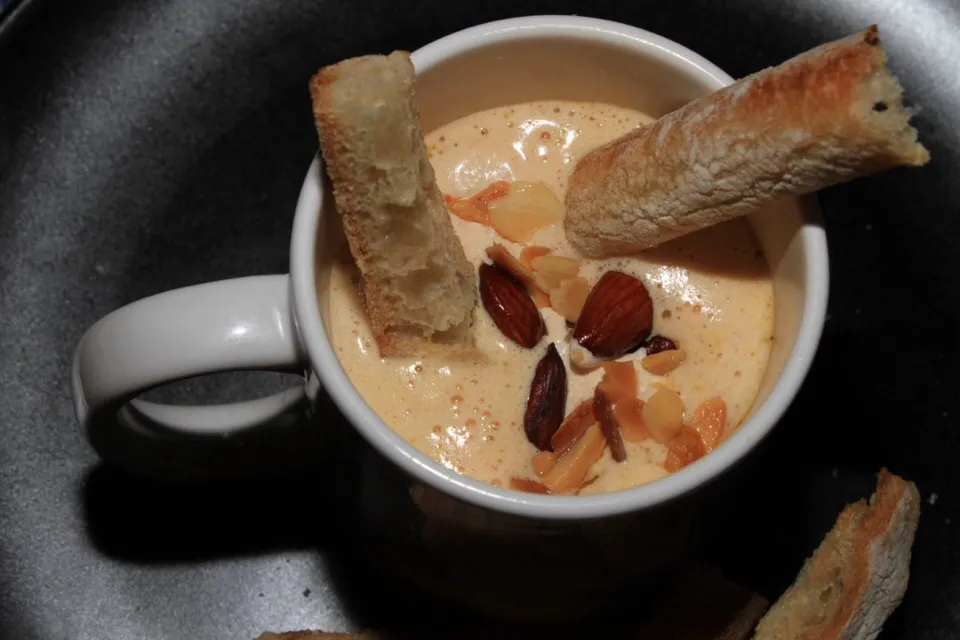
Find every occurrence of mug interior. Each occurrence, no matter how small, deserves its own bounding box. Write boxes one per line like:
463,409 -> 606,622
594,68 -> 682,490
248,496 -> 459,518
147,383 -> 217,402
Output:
291,16 -> 828,520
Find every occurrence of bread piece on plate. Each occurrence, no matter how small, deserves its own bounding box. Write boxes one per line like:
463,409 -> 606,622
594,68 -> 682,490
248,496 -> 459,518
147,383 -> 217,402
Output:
753,468 -> 921,640
565,25 -> 930,257
310,52 -> 477,356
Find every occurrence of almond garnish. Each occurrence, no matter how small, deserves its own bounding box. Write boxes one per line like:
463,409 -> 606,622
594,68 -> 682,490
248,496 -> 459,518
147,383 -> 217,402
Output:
533,274 -> 555,295
600,361 -> 637,399
479,262 -> 545,349
614,396 -> 649,441
573,271 -> 654,360
485,244 -> 538,290
446,196 -> 489,225
594,386 -> 627,462
532,451 -> 557,477
643,388 -> 685,444
596,362 -> 647,441
520,245 -> 551,269
568,344 -> 603,370
488,181 -> 565,243
533,288 -> 552,309
688,397 -> 727,451
530,255 -> 580,285
550,399 -> 596,454
641,349 -> 688,375
445,181 -> 509,226
664,427 -> 707,472
474,180 -> 511,207
523,343 -> 567,451
549,277 -> 590,323
542,423 -> 605,494
509,477 -> 550,494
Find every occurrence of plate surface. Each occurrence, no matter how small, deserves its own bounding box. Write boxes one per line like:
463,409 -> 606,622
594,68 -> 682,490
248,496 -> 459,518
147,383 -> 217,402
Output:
1,1 -> 958,638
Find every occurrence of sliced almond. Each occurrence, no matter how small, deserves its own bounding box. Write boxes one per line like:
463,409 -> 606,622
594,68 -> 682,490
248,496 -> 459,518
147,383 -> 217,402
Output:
488,181 -> 565,243
641,349 -> 688,376
594,386 -> 627,462
533,287 -> 552,309
532,451 -> 557,477
473,180 -> 511,207
520,245 -> 551,269
551,399 -> 596,454
569,343 -> 603,370
486,244 -> 537,290
664,427 -> 706,472
549,277 -> 590,323
688,397 -> 727,451
614,397 -> 649,442
534,273 -> 556,294
643,388 -> 685,444
601,361 -> 637,400
542,423 -> 605,494
509,477 -> 550,494
445,182 -> 509,226
446,196 -> 489,225
530,255 -> 580,285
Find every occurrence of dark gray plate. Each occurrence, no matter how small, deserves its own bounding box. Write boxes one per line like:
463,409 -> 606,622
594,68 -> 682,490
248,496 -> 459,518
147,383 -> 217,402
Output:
1,1 -> 958,638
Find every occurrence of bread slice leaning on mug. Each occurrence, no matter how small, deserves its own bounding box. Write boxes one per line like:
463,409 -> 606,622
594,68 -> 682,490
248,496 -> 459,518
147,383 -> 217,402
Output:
564,25 -> 930,257
753,468 -> 921,640
309,52 -> 477,356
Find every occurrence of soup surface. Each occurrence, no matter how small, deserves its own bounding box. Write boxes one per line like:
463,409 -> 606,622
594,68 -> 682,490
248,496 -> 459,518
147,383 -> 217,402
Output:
324,100 -> 774,494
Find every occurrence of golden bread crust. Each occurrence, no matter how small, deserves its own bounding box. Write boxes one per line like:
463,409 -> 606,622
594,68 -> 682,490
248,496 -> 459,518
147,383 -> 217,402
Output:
753,469 -> 921,640
309,52 -> 476,356
565,26 -> 930,257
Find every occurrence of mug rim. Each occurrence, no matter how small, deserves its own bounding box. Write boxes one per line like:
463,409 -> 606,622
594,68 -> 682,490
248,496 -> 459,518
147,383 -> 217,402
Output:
290,15 -> 829,520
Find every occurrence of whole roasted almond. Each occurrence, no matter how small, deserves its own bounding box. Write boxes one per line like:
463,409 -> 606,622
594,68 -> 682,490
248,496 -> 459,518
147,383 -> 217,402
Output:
479,262 -> 545,348
594,386 -> 628,462
523,343 -> 567,451
573,271 -> 654,359
644,334 -> 678,355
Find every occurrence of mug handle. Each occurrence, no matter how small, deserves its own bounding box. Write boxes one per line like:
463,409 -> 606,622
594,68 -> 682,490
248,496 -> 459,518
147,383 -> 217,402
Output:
72,274 -> 309,453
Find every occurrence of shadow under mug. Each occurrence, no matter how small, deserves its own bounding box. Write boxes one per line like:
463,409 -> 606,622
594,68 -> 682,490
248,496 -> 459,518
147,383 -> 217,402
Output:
71,15 -> 828,620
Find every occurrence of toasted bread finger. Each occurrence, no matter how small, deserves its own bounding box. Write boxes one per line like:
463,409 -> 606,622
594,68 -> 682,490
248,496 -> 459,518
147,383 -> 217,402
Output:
753,468 -> 921,640
310,52 -> 476,356
565,26 -> 930,257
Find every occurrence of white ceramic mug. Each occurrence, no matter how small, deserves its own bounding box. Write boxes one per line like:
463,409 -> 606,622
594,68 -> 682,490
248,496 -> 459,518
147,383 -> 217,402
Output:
73,16 -> 827,522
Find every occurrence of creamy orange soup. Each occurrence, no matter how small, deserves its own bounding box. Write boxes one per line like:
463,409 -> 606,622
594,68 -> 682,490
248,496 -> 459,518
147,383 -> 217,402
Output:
323,100 -> 774,494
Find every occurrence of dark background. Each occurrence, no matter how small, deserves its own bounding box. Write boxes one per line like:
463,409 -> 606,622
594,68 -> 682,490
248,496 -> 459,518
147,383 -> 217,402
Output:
0,0 -> 957,638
